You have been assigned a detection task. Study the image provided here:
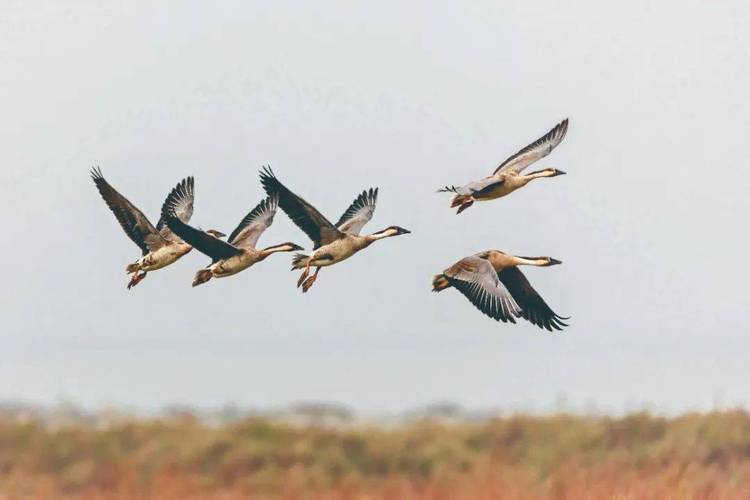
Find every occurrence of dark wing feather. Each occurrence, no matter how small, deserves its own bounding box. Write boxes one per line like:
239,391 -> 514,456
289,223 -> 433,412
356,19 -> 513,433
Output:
335,188 -> 378,235
471,178 -> 505,197
161,182 -> 241,262
91,167 -> 165,255
438,176 -> 503,197
493,118 -> 568,175
259,166 -> 342,249
156,176 -> 194,239
497,267 -> 569,331
444,256 -> 521,323
228,195 -> 277,249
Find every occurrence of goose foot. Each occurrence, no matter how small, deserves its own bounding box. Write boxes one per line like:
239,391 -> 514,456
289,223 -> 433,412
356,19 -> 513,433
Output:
127,271 -> 147,289
456,201 -> 473,214
300,267 -> 320,293
296,267 -> 310,288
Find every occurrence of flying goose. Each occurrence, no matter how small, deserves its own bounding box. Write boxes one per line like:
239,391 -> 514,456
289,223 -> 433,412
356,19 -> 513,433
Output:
91,168 -> 222,289
439,118 -> 569,214
432,250 -> 569,331
259,167 -> 410,293
161,184 -> 303,287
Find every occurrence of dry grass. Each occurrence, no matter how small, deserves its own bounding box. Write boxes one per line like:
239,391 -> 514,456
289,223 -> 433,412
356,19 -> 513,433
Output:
2,411 -> 750,499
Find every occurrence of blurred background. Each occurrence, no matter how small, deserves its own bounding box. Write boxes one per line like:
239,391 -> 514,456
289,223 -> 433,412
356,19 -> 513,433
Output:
1,1 -> 749,498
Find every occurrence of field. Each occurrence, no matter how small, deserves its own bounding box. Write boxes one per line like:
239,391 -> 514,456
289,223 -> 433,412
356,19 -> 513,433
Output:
1,408 -> 750,499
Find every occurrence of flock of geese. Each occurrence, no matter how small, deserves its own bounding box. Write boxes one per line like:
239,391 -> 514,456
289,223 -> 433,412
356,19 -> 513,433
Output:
92,118 -> 570,331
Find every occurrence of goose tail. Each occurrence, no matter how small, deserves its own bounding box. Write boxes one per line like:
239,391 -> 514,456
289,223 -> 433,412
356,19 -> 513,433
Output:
192,269 -> 213,287
432,273 -> 451,292
291,253 -> 309,270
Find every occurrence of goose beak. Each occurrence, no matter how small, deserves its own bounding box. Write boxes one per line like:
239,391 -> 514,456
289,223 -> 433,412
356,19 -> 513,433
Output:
554,169 -> 567,176
548,257 -> 563,266
400,228 -> 411,235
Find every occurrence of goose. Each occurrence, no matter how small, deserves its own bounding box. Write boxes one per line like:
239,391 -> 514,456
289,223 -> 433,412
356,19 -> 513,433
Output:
439,118 -> 569,214
91,168 -> 224,289
259,167 -> 411,293
161,184 -> 304,287
432,250 -> 569,331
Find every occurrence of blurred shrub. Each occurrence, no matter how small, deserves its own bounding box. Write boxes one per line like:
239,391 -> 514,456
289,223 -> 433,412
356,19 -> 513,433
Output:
2,411 -> 750,499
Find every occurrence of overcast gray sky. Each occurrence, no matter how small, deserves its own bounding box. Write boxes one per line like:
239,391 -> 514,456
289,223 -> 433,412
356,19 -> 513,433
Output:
1,0 -> 749,414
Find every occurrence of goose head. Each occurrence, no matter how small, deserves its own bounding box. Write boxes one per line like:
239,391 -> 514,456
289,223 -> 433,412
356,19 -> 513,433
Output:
372,225 -> 411,238
514,255 -> 563,266
268,242 -> 305,252
538,257 -> 563,266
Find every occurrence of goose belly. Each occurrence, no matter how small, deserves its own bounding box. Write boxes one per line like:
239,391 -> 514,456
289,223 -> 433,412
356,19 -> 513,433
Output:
211,253 -> 254,278
309,239 -> 360,267
475,177 -> 526,201
139,244 -> 191,271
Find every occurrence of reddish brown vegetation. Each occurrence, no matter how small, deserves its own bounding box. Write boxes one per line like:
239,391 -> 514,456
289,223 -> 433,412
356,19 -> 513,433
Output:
2,411 -> 750,499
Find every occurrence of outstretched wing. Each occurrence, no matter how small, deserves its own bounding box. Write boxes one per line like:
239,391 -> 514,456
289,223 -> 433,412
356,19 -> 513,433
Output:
91,167 -> 165,255
493,118 -> 568,175
444,256 -> 521,323
161,181 -> 241,263
228,195 -> 278,250
498,267 -> 569,331
259,166 -> 342,249
335,188 -> 378,235
156,176 -> 194,240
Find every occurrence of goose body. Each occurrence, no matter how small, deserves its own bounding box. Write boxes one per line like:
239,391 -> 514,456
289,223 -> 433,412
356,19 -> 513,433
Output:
433,250 -> 569,331
463,171 -> 542,200
91,168 -> 197,289
134,242 -> 192,272
200,242 -> 301,281
161,186 -> 302,287
299,227 -> 403,268
204,250 -> 265,278
303,237 -> 363,268
440,118 -> 569,214
259,167 -> 410,292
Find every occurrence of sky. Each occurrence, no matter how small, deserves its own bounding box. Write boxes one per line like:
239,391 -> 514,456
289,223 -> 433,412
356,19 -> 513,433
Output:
1,0 -> 749,415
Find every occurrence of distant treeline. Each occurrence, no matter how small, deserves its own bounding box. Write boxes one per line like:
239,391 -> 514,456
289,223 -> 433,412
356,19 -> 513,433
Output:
0,400 -> 547,427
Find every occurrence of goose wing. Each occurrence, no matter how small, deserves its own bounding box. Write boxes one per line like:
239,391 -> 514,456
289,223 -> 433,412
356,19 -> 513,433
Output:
493,118 -> 568,175
335,188 -> 378,235
228,195 -> 278,250
259,166 -> 342,249
497,267 -> 569,331
444,256 -> 521,323
161,181 -> 241,263
91,167 -> 165,255
156,176 -> 194,240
